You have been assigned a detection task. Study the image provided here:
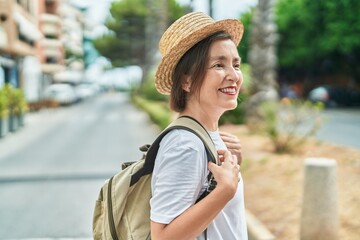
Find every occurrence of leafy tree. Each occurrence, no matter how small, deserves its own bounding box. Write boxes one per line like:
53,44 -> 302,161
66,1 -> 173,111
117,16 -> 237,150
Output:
276,0 -> 313,69
237,10 -> 253,64
275,0 -> 360,83
94,0 -> 147,67
93,0 -> 188,84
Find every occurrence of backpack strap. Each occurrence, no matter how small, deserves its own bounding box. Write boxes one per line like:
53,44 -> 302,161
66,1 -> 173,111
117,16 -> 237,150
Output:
130,116 -> 219,186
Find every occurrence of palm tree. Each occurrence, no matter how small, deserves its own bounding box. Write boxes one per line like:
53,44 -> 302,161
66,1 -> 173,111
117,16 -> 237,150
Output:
144,0 -> 168,82
247,0 -> 279,122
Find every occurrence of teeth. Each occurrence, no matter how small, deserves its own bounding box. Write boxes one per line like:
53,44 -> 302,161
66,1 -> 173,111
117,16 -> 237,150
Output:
220,88 -> 236,93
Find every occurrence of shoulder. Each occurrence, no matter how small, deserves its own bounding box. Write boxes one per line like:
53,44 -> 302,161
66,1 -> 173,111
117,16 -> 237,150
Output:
160,129 -> 205,153
153,128 -> 208,180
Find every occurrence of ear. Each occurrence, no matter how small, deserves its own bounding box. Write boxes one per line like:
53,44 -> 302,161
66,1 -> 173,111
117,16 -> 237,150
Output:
182,75 -> 192,93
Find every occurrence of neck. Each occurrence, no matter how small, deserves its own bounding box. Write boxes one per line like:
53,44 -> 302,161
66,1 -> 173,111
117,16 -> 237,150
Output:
180,108 -> 221,132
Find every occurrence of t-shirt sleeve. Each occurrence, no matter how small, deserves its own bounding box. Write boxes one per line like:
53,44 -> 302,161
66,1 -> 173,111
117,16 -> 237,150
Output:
150,130 -> 207,224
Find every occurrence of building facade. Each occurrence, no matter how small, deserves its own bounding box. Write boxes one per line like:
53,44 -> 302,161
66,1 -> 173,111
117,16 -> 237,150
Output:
0,0 -> 87,105
0,0 -> 43,88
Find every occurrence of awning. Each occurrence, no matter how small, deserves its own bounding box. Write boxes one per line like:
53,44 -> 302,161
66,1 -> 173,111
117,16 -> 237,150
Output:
43,49 -> 62,58
41,63 -> 65,74
40,13 -> 61,24
41,38 -> 62,48
13,12 -> 43,41
53,70 -> 83,83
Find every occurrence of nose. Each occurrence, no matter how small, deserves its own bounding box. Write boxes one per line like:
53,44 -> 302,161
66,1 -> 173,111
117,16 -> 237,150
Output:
226,66 -> 242,84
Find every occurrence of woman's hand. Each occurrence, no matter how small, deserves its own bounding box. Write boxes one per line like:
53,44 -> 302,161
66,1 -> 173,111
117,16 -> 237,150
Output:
220,131 -> 242,165
208,150 -> 240,199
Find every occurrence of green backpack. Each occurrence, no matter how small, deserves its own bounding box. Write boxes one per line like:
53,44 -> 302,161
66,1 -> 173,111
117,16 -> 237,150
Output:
92,116 -> 218,240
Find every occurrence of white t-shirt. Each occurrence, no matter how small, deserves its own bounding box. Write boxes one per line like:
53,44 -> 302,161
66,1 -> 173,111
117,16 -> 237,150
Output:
150,129 -> 248,240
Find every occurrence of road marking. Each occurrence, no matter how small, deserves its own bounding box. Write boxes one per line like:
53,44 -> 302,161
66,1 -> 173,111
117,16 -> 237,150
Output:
5,238 -> 93,240
0,172 -> 117,184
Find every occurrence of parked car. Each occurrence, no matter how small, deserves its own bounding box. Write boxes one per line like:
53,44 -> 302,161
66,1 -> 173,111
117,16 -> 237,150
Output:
308,85 -> 360,107
43,84 -> 77,105
74,83 -> 100,101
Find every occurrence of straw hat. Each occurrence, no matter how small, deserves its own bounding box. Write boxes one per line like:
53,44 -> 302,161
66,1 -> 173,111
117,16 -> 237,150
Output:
155,12 -> 244,95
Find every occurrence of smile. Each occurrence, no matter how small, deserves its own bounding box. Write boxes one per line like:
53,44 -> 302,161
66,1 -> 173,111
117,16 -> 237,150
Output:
219,87 -> 237,95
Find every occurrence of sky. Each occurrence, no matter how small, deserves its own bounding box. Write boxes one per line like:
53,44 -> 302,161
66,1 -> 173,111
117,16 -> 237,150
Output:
178,0 -> 258,20
71,0 -> 258,24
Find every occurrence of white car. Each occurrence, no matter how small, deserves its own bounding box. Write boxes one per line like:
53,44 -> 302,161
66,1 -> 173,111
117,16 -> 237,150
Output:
75,83 -> 98,100
44,84 -> 77,105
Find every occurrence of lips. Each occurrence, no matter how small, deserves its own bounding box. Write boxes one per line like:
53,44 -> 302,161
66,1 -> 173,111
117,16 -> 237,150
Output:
219,86 -> 237,95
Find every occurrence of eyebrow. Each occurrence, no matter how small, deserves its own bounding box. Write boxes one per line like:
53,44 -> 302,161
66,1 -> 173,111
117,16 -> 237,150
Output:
209,55 -> 241,62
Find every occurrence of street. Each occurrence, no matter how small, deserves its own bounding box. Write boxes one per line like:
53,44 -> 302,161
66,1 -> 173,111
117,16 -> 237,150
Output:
317,108 -> 360,149
0,92 -> 159,239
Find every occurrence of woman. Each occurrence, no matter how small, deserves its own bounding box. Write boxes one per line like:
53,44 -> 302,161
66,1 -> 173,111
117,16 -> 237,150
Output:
150,12 -> 247,240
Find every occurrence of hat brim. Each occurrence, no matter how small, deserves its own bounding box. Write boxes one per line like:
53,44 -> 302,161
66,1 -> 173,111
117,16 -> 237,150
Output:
155,19 -> 244,95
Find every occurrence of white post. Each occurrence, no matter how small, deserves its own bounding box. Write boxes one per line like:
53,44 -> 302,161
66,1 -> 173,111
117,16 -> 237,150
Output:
300,158 -> 338,240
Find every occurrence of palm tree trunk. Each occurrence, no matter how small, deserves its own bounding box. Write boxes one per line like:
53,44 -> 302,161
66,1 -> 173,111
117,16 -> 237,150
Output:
247,0 -> 279,122
143,0 -> 168,85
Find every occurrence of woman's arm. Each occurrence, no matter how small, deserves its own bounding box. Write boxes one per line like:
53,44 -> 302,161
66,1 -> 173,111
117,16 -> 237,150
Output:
151,150 -> 239,240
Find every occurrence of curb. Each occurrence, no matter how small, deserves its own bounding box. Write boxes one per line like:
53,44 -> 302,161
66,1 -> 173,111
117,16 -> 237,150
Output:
246,209 -> 276,240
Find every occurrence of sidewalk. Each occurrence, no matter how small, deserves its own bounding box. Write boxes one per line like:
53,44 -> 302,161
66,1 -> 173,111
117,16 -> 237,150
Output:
0,108 -> 72,161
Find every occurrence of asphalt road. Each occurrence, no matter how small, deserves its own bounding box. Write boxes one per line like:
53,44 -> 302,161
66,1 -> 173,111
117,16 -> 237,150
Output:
0,92 -> 159,239
316,108 -> 360,149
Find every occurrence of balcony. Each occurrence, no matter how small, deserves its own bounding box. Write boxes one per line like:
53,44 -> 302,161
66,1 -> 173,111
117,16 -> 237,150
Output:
41,38 -> 62,48
13,11 -> 43,42
39,39 -> 63,63
41,63 -> 65,74
41,13 -> 60,24
40,14 -> 61,38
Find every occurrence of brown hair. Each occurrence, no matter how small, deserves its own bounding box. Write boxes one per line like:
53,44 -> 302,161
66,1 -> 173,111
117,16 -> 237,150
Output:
170,31 -> 232,112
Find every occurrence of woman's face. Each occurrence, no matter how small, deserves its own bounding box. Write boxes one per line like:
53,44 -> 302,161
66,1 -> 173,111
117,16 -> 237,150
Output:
194,39 -> 243,115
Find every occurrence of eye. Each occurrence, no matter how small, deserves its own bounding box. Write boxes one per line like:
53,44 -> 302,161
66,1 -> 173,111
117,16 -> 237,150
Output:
233,63 -> 240,70
213,63 -> 223,68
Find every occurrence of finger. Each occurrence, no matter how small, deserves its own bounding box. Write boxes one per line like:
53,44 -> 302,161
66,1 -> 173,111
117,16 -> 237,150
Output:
221,136 -> 238,145
225,142 -> 242,149
217,149 -> 227,155
219,131 -> 235,138
237,166 -> 241,182
217,149 -> 231,162
208,161 -> 217,173
223,142 -> 242,154
217,149 -> 225,163
222,150 -> 233,162
220,132 -> 240,143
219,132 -> 232,141
232,154 -> 238,164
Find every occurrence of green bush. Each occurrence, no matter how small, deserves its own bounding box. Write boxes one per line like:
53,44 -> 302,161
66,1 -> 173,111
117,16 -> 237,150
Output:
131,66 -> 168,102
137,78 -> 168,102
132,95 -> 171,130
0,87 -> 9,118
2,84 -> 28,116
240,64 -> 252,91
258,98 -> 324,153
131,71 -> 170,129
219,92 -> 248,125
